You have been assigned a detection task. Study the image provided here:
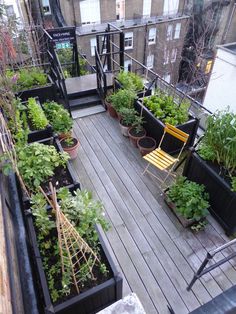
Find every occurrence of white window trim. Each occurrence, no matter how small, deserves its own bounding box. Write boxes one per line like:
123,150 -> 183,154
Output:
124,32 -> 133,50
90,38 -> 97,57
148,27 -> 156,45
143,0 -> 152,18
147,54 -> 154,69
167,24 -> 173,41
163,0 -> 179,16
171,48 -> 177,63
164,48 -> 169,65
80,0 -> 101,26
42,0 -> 51,15
124,59 -> 132,72
174,23 -> 181,39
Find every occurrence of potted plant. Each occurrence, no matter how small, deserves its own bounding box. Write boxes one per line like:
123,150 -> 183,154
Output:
108,89 -> 136,120
164,176 -> 210,228
60,136 -> 80,159
118,107 -> 139,137
105,93 -> 118,118
137,136 -> 156,156
183,109 -> 236,235
7,68 -> 56,102
43,101 -> 73,138
26,188 -> 123,313
135,91 -> 199,153
128,115 -> 146,147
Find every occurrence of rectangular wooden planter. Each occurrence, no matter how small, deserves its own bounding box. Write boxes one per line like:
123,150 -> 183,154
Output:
183,151 -> 236,235
15,76 -> 57,103
163,193 -> 195,228
134,100 -> 199,154
26,216 -> 123,314
17,136 -> 80,212
114,78 -> 152,98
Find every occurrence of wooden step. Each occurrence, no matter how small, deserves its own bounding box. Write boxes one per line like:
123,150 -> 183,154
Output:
69,94 -> 101,109
72,105 -> 106,119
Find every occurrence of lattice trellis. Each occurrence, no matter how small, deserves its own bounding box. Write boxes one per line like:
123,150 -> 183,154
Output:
40,183 -> 100,294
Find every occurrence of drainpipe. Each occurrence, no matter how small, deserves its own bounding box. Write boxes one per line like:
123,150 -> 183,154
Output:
143,23 -> 148,75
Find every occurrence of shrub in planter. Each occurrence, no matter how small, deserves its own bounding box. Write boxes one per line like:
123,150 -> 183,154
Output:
109,89 -> 136,114
118,107 -> 140,137
165,176 -> 209,228
128,115 -> 146,147
116,70 -> 144,92
27,97 -> 48,130
43,101 -> 73,138
28,188 -> 122,313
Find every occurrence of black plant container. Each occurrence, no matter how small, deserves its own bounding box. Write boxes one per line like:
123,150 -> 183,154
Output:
183,150 -> 236,235
26,216 -> 123,314
15,76 -> 57,103
17,136 -> 80,212
114,78 -> 152,98
134,100 -> 199,154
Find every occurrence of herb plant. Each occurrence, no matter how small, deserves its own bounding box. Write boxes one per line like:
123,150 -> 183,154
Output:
167,176 -> 209,221
17,143 -> 69,190
119,108 -> 139,126
143,92 -> 190,126
117,70 -> 144,92
109,89 -> 136,112
43,101 -> 73,134
27,97 -> 48,130
198,110 -> 236,191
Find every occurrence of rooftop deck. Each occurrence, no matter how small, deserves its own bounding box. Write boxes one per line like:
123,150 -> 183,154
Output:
71,112 -> 236,314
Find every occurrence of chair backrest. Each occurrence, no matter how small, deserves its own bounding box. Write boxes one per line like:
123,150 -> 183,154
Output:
164,123 -> 189,143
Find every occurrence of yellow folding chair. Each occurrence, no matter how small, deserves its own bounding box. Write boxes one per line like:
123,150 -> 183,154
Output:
142,123 -> 189,188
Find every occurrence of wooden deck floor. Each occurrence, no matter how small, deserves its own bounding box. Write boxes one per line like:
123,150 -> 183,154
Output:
71,112 -> 236,314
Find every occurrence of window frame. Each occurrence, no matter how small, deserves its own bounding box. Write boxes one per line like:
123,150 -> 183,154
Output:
147,54 -> 154,69
124,32 -> 133,50
148,27 -> 156,45
174,23 -> 181,39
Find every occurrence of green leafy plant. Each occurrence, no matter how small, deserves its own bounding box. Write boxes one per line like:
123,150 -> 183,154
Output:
198,109 -> 236,190
167,176 -> 210,221
119,107 -> 139,126
27,97 -> 48,130
43,101 -> 73,134
31,188 -> 110,303
117,70 -> 144,92
143,92 -> 190,126
17,143 -> 69,190
109,89 -> 136,112
191,220 -> 208,232
7,68 -> 48,92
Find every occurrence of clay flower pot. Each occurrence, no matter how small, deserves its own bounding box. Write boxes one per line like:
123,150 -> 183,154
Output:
137,136 -> 156,156
60,137 -> 80,160
105,100 -> 118,119
128,126 -> 146,147
119,120 -> 131,137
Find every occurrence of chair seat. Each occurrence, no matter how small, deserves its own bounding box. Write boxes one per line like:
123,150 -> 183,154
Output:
143,148 -> 177,170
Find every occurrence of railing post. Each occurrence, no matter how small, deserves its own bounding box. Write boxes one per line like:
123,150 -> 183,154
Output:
119,32 -> 124,69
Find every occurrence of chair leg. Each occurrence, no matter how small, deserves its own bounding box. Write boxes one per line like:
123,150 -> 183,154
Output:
142,163 -> 150,175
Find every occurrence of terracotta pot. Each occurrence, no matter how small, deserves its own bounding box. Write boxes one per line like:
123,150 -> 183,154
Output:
60,137 -> 80,160
119,120 -> 131,137
105,100 -> 118,119
137,136 -> 156,156
128,127 -> 146,147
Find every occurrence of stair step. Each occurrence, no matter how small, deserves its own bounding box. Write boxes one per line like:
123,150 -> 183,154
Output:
72,105 -> 106,119
69,94 -> 101,109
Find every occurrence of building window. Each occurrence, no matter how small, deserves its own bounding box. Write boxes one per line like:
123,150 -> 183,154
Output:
5,5 -> 14,17
147,54 -> 154,69
163,0 -> 179,16
164,48 -> 169,64
116,0 -> 125,20
42,0 -> 51,15
163,73 -> 171,83
80,0 -> 101,25
90,38 -> 97,56
148,28 -> 156,45
174,23 -> 181,39
124,32 -> 133,50
143,0 -> 152,18
171,48 -> 177,63
124,59 -> 132,72
167,24 -> 173,41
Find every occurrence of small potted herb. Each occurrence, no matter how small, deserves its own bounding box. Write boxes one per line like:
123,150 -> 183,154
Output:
165,176 -> 209,228
43,101 -> 73,138
60,136 -> 80,159
108,89 -> 136,120
118,107 -> 139,137
128,115 -> 146,147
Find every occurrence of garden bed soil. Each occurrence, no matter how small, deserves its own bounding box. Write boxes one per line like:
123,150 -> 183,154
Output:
183,150 -> 236,235
134,99 -> 199,154
128,127 -> 146,147
163,192 -> 195,228
61,138 -> 78,149
26,215 -> 123,314
137,136 -> 156,156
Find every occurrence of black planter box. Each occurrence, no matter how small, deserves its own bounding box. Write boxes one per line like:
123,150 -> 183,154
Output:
15,76 -> 57,103
17,136 -> 80,211
114,78 -> 152,98
183,151 -> 236,235
134,100 -> 199,154
26,216 -> 123,314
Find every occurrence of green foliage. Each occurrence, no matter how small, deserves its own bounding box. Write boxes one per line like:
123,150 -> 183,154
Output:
27,97 -> 48,130
7,68 -> 48,92
31,188 -> 109,303
119,107 -> 138,127
17,143 -> 69,190
191,220 -> 208,232
143,92 -> 190,126
43,101 -> 73,134
198,110 -> 236,190
231,177 -> 236,192
117,70 -> 143,92
109,89 -> 136,112
167,176 -> 210,221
